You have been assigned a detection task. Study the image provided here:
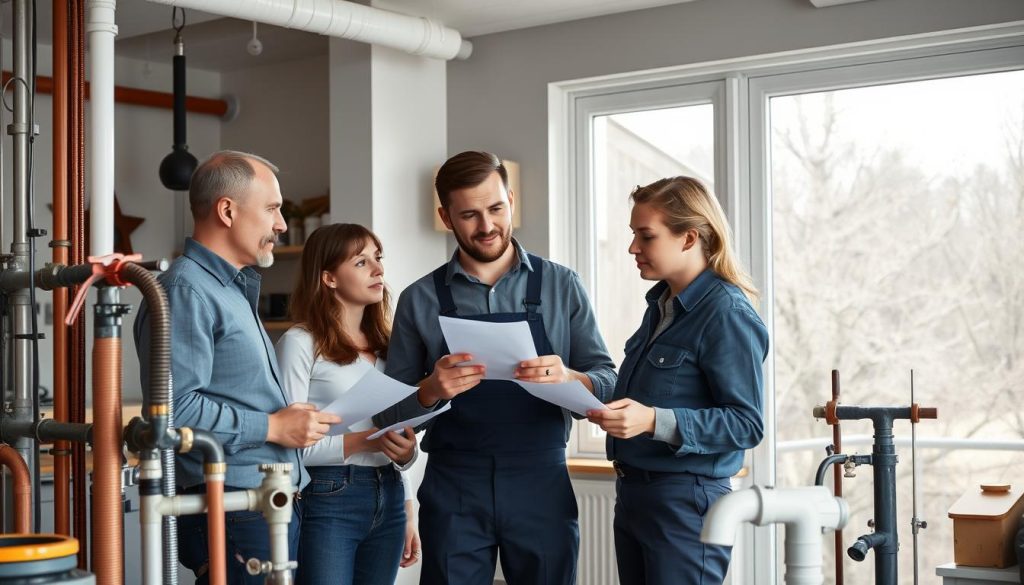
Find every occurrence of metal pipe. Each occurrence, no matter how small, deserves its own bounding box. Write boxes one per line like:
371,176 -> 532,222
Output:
192,429 -> 226,585
144,0 -> 473,60
139,454 -> 163,585
52,0 -> 72,537
830,370 -> 843,585
0,444 -> 31,533
812,402 -> 937,585
1,418 -> 92,445
814,454 -> 847,487
91,286 -> 127,585
70,0 -> 88,567
8,0 -> 36,532
1,70 -> 232,118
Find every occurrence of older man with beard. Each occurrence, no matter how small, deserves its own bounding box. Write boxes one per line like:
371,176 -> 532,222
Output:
135,150 -> 341,584
375,151 -> 616,585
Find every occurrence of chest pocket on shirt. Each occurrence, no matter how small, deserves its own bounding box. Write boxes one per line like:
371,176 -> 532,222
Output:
643,343 -> 690,397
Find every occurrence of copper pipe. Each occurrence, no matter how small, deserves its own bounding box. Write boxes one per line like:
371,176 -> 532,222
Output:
206,478 -> 227,585
51,0 -> 71,538
0,444 -> 31,533
1,70 -> 228,117
831,369 -> 843,585
70,0 -> 88,568
91,337 -> 124,585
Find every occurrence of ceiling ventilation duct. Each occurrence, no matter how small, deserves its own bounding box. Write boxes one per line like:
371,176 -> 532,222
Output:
145,0 -> 473,60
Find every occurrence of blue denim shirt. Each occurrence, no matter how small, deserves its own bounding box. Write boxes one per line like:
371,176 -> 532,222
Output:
375,240 -> 617,442
134,238 -> 306,490
608,269 -> 768,478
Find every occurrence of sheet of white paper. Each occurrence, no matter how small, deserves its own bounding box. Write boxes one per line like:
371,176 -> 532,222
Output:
367,402 -> 453,440
516,380 -> 608,416
323,367 -> 419,436
439,316 -> 538,380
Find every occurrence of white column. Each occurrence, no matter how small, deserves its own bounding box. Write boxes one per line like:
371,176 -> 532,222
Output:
327,33 -> 447,585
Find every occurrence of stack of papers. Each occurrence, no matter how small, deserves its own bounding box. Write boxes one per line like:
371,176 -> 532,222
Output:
439,316 -> 608,416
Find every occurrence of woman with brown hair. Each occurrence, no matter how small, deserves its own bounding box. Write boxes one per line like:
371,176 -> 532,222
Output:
275,223 -> 420,585
587,177 -> 769,585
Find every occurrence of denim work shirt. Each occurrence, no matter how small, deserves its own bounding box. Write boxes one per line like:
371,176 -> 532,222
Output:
134,238 -> 306,490
375,240 -> 617,443
608,269 -> 769,478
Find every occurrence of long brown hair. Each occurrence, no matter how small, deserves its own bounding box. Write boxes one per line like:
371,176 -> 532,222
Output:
631,177 -> 759,304
289,223 -> 392,364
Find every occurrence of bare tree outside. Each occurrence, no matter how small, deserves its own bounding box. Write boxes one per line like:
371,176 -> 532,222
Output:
771,70 -> 1024,584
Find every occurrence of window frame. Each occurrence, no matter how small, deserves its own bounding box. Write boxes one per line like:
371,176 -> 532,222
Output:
551,21 -> 1024,585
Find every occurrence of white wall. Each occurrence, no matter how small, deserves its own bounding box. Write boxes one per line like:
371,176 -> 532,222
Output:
446,0 -> 1024,256
0,38 -> 222,403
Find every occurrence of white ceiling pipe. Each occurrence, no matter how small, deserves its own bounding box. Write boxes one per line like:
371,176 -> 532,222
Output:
144,0 -> 473,60
702,485 -> 849,585
88,0 -> 118,256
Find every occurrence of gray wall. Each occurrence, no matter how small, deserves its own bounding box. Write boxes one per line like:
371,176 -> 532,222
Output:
221,53 -> 330,205
447,0 -> 1024,256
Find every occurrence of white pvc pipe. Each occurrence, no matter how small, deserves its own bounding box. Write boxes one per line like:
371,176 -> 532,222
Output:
144,0 -> 473,60
701,485 -> 848,585
158,490 -> 256,517
87,0 -> 117,256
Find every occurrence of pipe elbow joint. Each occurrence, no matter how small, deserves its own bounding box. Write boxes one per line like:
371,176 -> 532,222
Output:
189,428 -> 225,464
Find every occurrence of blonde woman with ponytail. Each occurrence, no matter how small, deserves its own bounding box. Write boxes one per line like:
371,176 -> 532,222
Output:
587,177 -> 768,585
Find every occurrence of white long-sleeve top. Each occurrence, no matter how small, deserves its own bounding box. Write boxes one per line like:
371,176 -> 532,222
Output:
276,326 -> 415,500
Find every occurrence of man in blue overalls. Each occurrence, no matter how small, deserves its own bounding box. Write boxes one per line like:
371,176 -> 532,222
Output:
375,151 -> 616,585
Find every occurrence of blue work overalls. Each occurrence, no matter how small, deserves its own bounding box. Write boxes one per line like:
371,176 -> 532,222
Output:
417,256 -> 580,585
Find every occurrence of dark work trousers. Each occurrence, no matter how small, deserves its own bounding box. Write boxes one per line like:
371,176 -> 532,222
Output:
613,468 -> 732,585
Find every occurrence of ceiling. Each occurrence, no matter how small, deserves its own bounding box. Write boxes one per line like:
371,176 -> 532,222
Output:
2,0 -> 700,72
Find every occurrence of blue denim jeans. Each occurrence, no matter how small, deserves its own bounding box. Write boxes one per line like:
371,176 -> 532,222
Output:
297,465 -> 406,585
177,486 -> 302,585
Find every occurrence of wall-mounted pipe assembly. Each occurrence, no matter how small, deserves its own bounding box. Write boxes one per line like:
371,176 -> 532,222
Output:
143,0 -> 473,60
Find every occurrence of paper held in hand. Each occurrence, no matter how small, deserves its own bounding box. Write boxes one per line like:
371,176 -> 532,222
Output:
438,316 -> 537,380
322,366 -> 419,436
368,402 -> 453,440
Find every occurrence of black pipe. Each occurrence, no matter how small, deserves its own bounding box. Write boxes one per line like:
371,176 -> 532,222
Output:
823,404 -> 935,585
815,454 -> 847,487
1,418 -> 92,445
848,531 -> 890,562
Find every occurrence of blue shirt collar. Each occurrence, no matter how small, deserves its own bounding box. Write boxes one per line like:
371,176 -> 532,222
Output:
182,238 -> 261,287
645,268 -> 720,312
445,237 -> 533,285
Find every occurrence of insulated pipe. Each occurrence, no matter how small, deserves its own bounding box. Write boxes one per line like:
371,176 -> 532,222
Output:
52,0 -> 72,538
92,287 -> 126,585
144,0 -> 473,60
87,0 -> 117,256
701,486 -> 849,585
0,445 -> 31,533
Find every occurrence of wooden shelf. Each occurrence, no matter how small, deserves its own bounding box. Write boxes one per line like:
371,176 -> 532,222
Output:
262,320 -> 295,332
567,458 -> 615,476
272,245 -> 303,259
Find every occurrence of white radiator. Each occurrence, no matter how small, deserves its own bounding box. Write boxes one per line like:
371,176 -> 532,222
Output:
574,478 -> 618,585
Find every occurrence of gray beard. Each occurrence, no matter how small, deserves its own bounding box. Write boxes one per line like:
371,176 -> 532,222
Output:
256,251 -> 274,268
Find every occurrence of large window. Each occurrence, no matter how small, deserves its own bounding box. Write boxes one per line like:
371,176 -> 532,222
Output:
557,26 -> 1024,585
769,70 -> 1024,584
563,82 -> 724,453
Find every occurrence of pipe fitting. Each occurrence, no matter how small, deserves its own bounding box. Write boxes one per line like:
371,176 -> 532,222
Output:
848,531 -> 890,562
